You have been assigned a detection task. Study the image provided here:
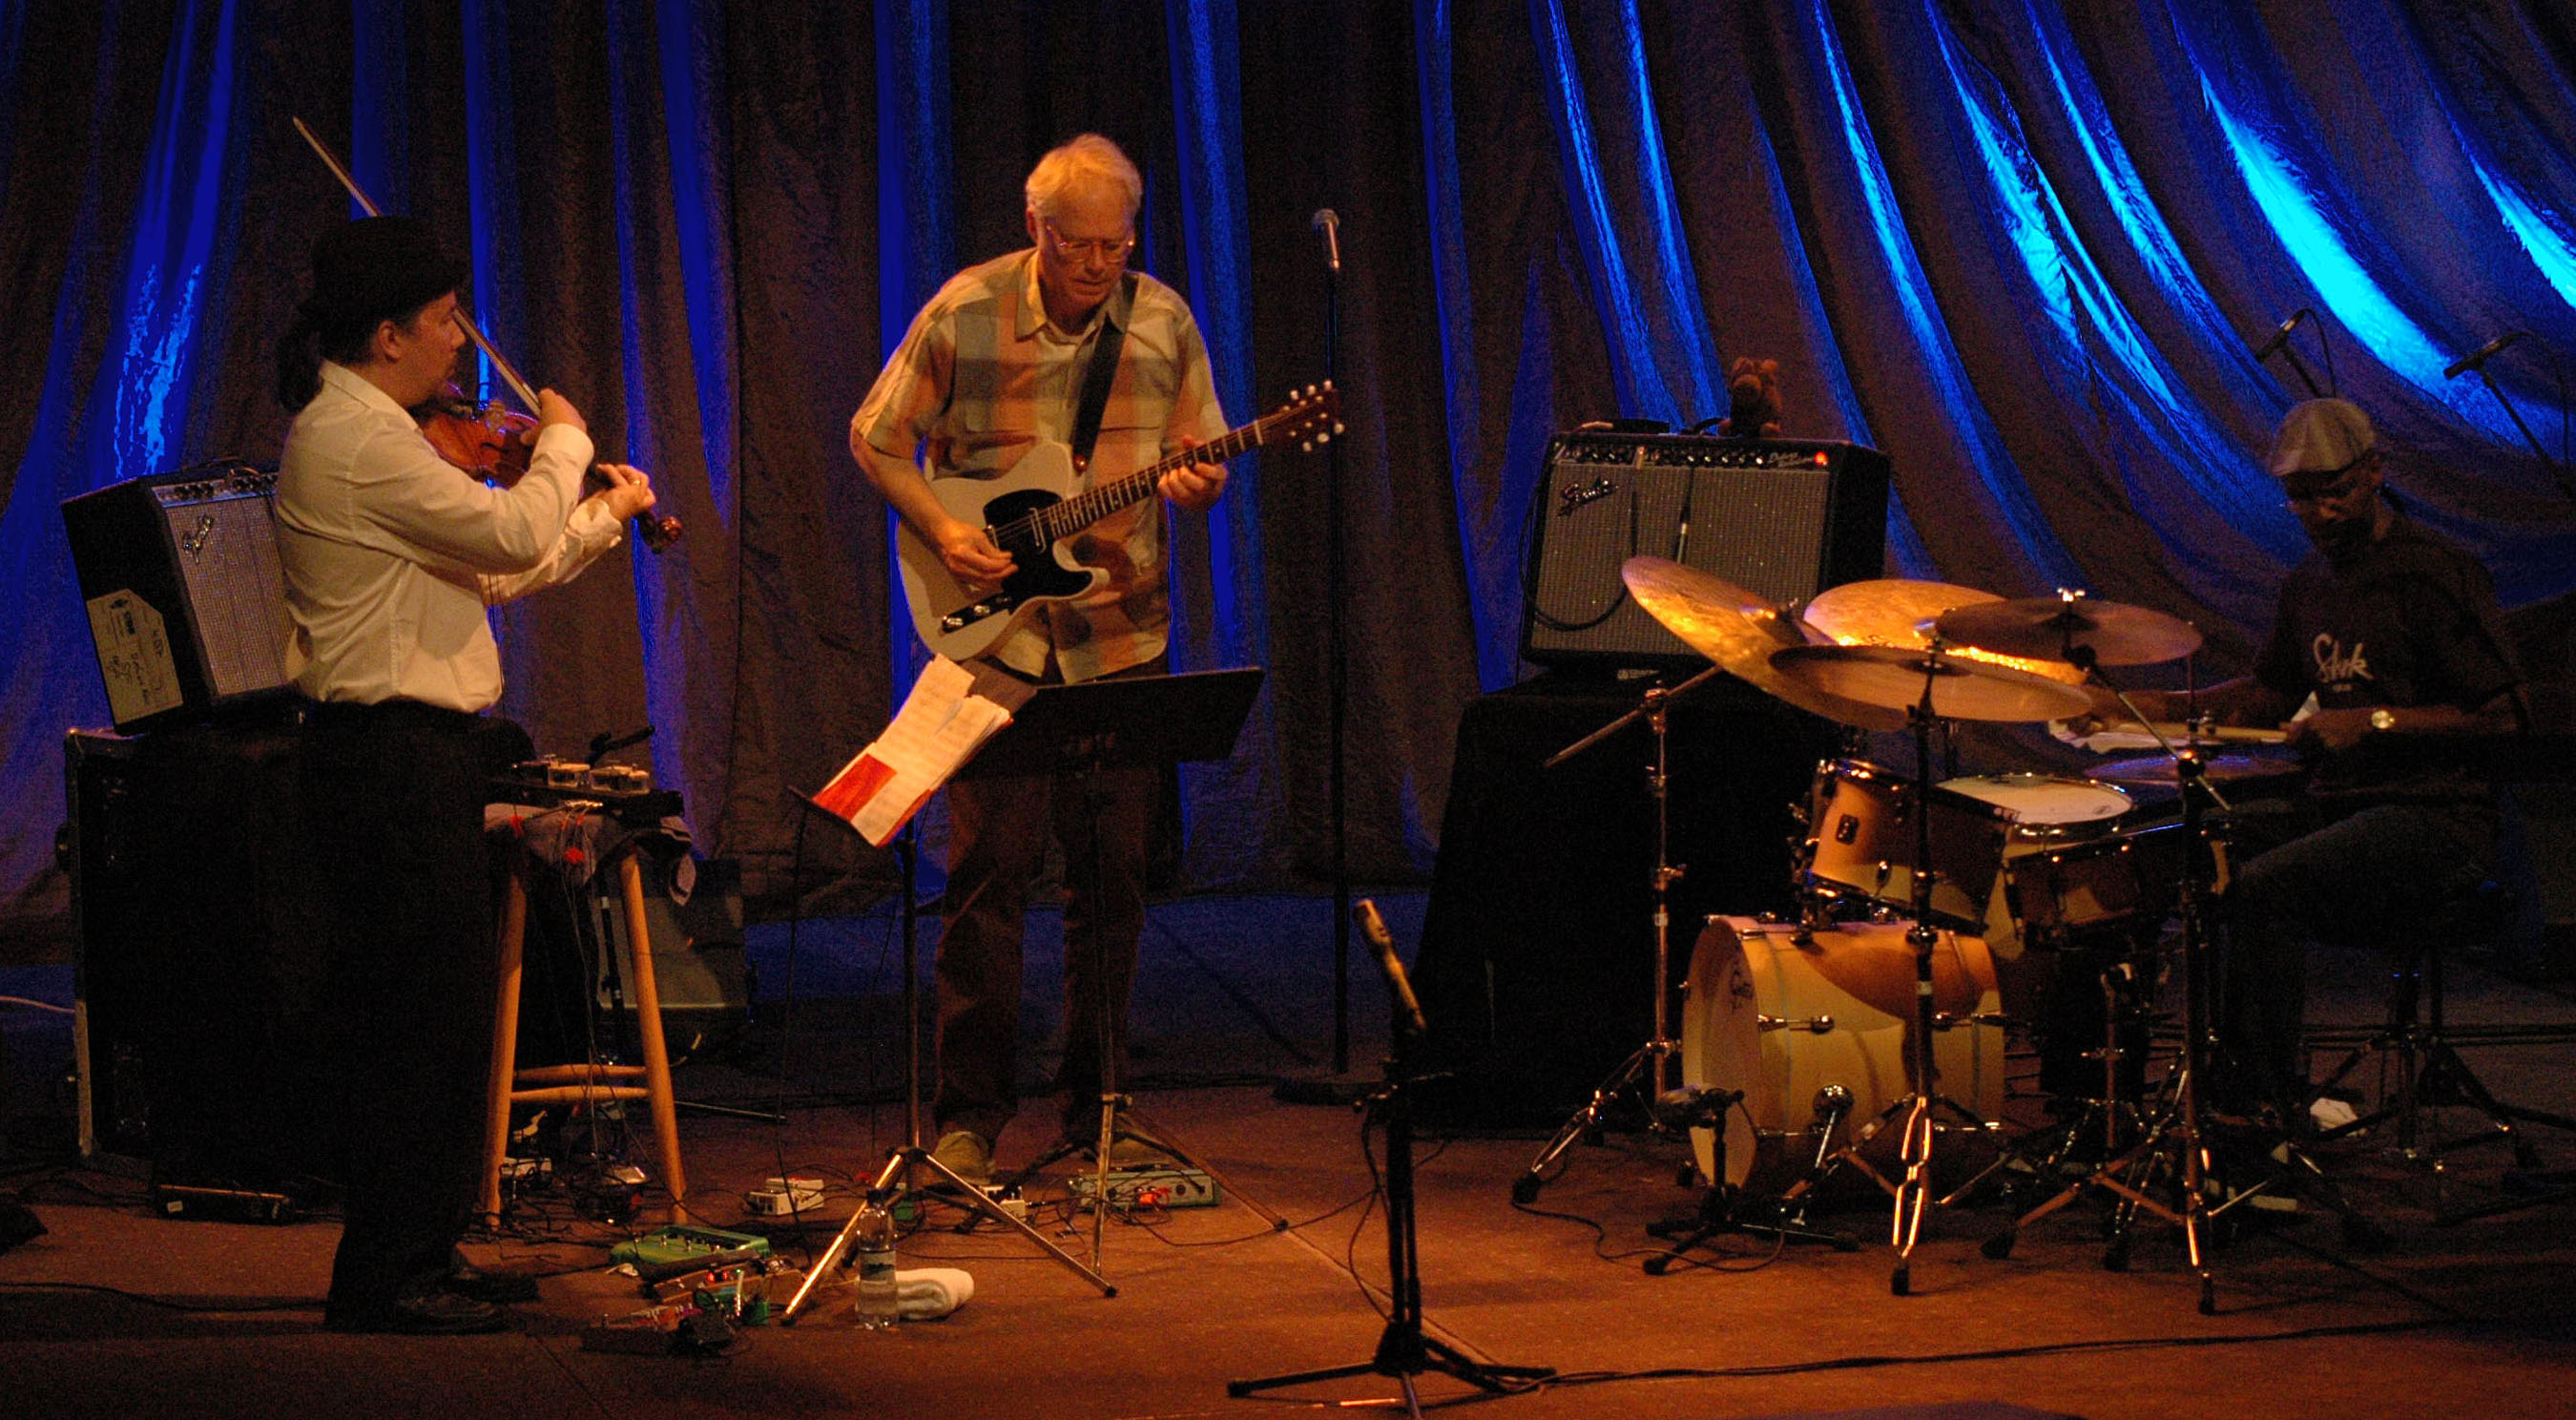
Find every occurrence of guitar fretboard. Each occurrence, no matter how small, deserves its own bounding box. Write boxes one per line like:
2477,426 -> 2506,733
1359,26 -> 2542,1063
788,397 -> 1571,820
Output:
995,407 -> 1306,549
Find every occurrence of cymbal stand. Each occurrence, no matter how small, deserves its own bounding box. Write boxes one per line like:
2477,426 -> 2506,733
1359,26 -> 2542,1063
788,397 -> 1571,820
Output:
779,817 -> 1113,1322
1509,666 -> 1717,1205
1782,649 -> 1996,1294
1977,647 -> 2226,1308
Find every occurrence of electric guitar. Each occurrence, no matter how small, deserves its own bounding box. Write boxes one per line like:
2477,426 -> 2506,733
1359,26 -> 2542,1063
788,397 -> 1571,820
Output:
897,383 -> 1340,661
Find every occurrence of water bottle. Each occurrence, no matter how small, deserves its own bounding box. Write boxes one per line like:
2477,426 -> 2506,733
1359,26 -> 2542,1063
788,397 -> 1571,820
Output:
852,1200 -> 900,1329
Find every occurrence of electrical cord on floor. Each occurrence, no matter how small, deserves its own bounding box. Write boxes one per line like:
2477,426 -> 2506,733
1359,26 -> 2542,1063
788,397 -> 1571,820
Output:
1459,1315 -> 2469,1406
0,1281 -> 319,1313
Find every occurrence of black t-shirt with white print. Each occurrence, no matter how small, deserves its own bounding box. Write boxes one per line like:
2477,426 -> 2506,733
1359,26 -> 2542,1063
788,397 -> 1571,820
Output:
2252,514 -> 2521,810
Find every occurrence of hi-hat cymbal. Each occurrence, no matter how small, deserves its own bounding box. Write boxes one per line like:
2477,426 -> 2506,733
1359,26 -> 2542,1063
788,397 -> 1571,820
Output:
1802,579 -> 2087,685
1935,595 -> 2202,667
2090,753 -> 2301,786
1622,556 -> 1907,732
1767,643 -> 2097,723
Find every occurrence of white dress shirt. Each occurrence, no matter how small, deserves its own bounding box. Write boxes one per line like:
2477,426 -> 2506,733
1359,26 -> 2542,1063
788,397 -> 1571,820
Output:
274,361 -> 625,712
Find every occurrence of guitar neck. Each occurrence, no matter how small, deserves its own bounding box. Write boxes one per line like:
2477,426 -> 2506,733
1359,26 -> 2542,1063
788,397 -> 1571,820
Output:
1032,417 -> 1278,544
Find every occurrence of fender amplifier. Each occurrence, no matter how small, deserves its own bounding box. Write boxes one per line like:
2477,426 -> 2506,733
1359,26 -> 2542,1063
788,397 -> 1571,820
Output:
1521,432 -> 1891,669
61,461 -> 296,732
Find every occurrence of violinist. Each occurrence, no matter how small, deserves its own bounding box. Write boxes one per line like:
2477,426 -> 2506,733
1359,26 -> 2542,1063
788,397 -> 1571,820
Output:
271,215 -> 652,1334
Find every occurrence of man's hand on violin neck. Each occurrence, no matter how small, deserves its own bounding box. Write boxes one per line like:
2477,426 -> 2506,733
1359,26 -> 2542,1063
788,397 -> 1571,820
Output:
592,464 -> 655,520
536,388 -> 588,437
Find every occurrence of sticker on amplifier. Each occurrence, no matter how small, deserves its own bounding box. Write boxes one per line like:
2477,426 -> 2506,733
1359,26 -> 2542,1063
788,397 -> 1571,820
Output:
85,590 -> 181,724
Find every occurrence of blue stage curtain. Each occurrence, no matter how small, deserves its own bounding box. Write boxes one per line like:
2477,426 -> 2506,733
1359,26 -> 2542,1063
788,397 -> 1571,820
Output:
4,0 -> 2573,923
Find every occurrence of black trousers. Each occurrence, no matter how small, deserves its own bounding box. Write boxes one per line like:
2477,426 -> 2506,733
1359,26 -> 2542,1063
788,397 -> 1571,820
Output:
298,700 -> 498,1316
934,660 -> 1163,1143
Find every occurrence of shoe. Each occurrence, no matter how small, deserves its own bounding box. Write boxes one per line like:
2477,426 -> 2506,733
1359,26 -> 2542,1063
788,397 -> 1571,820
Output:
1075,1128 -> 1175,1169
325,1286 -> 512,1335
928,1129 -> 994,1188
444,1252 -> 542,1305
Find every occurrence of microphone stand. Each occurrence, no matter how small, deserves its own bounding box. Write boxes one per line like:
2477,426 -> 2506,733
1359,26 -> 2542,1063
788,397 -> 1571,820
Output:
1321,209 -> 1352,1075
2456,349 -> 2576,503
1230,908 -> 1554,1415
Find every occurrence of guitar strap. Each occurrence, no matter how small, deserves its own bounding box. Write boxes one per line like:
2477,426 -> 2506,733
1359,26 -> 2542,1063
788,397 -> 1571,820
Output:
1068,272 -> 1135,473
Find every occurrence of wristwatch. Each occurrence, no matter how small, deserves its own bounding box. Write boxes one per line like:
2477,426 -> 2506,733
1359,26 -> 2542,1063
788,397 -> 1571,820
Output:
2369,707 -> 2398,734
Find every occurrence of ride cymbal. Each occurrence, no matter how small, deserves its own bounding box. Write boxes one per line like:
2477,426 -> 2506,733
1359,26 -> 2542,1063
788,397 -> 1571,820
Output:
1934,594 -> 2202,667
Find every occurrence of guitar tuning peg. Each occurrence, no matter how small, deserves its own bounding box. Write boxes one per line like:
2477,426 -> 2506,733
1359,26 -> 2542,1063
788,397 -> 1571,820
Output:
1333,422 -> 1346,434
1299,439 -> 1315,452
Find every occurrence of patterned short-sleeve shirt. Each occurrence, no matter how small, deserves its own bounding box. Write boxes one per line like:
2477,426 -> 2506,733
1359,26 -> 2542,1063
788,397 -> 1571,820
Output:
851,249 -> 1229,683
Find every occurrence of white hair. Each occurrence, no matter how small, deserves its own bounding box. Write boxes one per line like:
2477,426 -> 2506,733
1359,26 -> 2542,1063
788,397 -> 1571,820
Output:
1024,134 -> 1142,220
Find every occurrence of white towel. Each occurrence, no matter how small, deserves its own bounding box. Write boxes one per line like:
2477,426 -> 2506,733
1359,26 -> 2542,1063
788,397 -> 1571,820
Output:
894,1267 -> 975,1321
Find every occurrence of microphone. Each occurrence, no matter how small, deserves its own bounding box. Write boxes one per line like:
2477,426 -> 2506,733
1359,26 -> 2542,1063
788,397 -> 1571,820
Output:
2444,331 -> 2524,380
1354,899 -> 1424,1037
2250,308 -> 2311,363
1311,208 -> 1340,274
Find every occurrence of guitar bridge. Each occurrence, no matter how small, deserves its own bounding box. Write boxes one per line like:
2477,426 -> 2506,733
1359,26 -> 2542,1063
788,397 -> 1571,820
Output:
940,595 -> 1016,634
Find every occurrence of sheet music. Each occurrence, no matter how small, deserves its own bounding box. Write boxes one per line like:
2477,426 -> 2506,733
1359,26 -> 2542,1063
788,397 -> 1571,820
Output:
814,657 -> 1015,846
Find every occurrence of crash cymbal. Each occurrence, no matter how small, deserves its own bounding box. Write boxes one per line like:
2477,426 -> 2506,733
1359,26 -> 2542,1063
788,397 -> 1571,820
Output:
1802,578 -> 2086,685
1934,594 -> 2202,667
1623,556 -> 1907,733
2090,752 -> 2301,785
1767,643 -> 2098,723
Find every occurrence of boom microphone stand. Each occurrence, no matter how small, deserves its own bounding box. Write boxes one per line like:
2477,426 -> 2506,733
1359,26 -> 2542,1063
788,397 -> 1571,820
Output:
1509,667 -> 1718,1204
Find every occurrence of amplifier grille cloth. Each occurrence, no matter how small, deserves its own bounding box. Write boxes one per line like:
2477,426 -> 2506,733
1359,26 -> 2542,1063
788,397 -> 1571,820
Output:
160,494 -> 292,698
1526,464 -> 1836,663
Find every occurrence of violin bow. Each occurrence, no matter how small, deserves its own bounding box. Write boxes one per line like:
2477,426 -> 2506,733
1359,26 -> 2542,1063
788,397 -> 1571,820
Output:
291,115 -> 680,551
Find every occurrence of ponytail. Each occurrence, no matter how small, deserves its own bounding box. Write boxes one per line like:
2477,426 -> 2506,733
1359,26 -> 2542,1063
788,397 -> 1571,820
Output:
275,305 -> 323,412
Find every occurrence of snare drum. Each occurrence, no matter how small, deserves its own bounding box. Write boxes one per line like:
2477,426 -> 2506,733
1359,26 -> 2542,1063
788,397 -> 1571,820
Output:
1679,915 -> 2004,1190
1938,774 -> 2131,844
1938,774 -> 2134,955
1999,818 -> 2189,950
1800,760 -> 2009,930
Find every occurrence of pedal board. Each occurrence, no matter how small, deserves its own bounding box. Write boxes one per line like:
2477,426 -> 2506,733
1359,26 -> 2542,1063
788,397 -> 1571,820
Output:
1067,1165 -> 1218,1211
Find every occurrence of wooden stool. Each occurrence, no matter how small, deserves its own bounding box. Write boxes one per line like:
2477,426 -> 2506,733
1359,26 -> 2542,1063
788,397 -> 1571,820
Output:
479,841 -> 688,1225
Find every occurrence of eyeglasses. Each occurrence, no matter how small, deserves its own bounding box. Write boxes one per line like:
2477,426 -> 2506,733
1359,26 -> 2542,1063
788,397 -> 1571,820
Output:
2281,454 -> 2376,508
1043,219 -> 1135,263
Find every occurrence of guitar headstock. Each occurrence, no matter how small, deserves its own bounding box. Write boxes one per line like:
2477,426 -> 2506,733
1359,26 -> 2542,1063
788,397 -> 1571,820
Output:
1269,381 -> 1345,453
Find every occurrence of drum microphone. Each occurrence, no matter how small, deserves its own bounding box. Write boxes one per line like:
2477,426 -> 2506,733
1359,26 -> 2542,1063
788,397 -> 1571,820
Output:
1312,208 -> 1340,274
2250,308 -> 2311,363
1354,898 -> 1424,1037
1652,1085 -> 1744,1131
2443,331 -> 2523,380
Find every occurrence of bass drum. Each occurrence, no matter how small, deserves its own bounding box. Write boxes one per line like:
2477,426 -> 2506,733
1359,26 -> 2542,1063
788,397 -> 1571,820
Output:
1679,916 -> 2004,1191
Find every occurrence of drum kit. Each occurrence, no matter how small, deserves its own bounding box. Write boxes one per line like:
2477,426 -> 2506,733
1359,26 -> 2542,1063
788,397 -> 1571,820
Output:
1530,554 -> 2316,1307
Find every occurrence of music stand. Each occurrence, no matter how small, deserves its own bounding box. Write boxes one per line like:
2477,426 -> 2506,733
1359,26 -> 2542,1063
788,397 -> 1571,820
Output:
964,668 -> 1274,1269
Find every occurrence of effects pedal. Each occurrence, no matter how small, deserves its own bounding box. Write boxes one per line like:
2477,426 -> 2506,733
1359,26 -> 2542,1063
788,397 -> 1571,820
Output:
743,1176 -> 826,1216
1068,1165 -> 1218,1211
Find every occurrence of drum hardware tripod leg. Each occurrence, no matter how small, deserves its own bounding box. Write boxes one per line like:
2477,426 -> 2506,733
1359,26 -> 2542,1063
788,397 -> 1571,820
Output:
1940,953 -> 2151,1208
1981,734 -> 2226,1311
1644,1089 -> 1860,1272
1883,663 -> 1980,1296
1512,671 -> 1717,1205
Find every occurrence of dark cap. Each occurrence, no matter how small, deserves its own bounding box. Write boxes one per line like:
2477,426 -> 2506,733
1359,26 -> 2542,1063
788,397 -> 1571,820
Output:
2266,398 -> 2375,477
305,216 -> 467,331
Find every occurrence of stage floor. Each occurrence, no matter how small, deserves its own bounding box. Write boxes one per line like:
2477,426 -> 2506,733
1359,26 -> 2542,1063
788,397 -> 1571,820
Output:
7,891 -> 2576,1419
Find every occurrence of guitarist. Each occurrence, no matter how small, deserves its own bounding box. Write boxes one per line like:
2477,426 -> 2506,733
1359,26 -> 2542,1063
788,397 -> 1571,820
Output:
848,134 -> 1227,1188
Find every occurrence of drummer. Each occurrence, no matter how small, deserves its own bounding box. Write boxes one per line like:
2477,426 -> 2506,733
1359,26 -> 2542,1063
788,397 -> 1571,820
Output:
2080,398 -> 2528,1126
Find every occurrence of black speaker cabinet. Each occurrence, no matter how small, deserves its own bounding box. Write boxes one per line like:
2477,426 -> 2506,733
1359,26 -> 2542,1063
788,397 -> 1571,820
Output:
65,719 -> 332,1180
1521,432 -> 1891,669
61,461 -> 296,733
1409,676 -> 1834,1127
